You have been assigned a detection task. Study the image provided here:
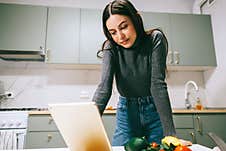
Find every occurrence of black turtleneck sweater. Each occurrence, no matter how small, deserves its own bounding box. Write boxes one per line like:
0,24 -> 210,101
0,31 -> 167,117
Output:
92,30 -> 176,136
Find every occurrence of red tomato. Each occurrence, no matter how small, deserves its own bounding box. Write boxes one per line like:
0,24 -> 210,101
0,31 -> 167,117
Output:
159,149 -> 165,151
174,145 -> 192,151
151,142 -> 158,148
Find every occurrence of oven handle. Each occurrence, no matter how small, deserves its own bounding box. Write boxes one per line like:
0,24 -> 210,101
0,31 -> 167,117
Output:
15,129 -> 27,149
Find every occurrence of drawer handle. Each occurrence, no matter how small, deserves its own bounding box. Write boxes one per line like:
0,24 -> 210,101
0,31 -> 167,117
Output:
47,134 -> 52,142
173,51 -> 180,64
190,132 -> 195,143
48,117 -> 53,124
196,116 -> 202,134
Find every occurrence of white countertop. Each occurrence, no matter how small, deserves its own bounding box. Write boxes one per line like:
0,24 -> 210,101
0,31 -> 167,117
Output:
0,144 -> 214,151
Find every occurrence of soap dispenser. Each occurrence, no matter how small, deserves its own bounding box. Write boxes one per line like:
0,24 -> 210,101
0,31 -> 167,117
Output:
195,97 -> 203,110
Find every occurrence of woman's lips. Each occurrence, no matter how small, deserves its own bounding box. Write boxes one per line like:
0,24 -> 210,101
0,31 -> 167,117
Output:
120,39 -> 129,45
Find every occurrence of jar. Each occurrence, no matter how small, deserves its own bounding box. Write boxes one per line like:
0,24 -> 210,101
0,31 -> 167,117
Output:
195,97 -> 203,110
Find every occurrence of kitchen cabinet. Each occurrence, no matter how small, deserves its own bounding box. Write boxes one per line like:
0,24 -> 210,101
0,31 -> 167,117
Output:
25,132 -> 66,149
170,14 -> 216,66
25,112 -> 226,149
139,12 -> 216,67
173,114 -> 195,143
140,12 -> 173,65
0,4 -> 47,51
46,7 -> 80,63
79,9 -> 105,64
173,113 -> 226,148
25,113 -> 115,148
24,114 -> 66,149
0,4 -> 217,69
194,113 -> 226,148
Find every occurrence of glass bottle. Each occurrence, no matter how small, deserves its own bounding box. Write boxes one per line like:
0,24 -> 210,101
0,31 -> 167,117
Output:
195,97 -> 203,110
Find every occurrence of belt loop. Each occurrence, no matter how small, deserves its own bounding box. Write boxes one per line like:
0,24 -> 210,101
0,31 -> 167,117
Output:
138,97 -> 142,105
147,96 -> 150,104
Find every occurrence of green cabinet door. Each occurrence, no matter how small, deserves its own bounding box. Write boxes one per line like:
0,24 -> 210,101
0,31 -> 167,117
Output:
25,132 -> 66,149
0,4 -> 47,51
102,114 -> 116,144
46,7 -> 80,63
194,114 -> 226,148
79,9 -> 105,64
140,12 -> 173,65
140,12 -> 170,33
173,114 -> 196,143
25,114 -> 66,149
170,14 -> 216,66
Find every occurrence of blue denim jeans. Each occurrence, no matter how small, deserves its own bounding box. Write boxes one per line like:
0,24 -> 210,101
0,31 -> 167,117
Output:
112,96 -> 163,146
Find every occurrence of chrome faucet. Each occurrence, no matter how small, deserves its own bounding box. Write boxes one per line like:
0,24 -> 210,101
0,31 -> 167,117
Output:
185,80 -> 199,109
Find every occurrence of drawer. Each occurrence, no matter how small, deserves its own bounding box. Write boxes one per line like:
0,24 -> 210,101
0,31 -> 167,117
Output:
27,115 -> 58,131
173,114 -> 194,128
25,131 -> 66,149
175,129 -> 195,143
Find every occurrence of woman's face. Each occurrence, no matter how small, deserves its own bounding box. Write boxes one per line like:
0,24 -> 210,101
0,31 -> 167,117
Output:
106,14 -> 137,48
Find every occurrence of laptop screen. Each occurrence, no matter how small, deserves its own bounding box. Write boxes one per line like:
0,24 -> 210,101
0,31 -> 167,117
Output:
49,102 -> 112,151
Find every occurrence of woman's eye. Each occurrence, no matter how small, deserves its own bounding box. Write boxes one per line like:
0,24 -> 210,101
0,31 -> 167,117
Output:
110,32 -> 116,35
120,24 -> 128,29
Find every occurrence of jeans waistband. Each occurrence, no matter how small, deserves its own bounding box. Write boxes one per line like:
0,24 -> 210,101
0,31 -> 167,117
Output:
119,95 -> 154,104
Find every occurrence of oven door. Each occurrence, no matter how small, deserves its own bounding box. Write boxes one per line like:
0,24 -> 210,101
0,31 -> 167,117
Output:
0,129 -> 26,150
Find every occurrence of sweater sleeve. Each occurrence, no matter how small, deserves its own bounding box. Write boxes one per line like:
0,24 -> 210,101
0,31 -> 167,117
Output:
92,49 -> 115,115
150,30 -> 176,136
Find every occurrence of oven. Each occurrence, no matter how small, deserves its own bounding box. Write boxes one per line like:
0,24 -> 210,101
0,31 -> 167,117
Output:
0,110 -> 29,150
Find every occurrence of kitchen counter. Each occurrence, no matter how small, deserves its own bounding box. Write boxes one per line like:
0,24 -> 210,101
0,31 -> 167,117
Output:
28,108 -> 226,115
0,144 -> 214,151
172,108 -> 226,113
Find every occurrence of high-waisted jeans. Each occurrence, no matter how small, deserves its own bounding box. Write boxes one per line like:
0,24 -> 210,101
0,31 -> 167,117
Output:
112,96 -> 163,146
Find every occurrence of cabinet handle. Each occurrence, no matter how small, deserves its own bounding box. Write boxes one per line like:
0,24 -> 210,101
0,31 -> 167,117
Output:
39,46 -> 47,57
48,117 -> 53,124
45,49 -> 50,62
174,51 -> 180,64
167,51 -> 173,64
196,116 -> 202,134
47,134 -> 52,142
190,132 -> 195,143
40,46 -> 44,50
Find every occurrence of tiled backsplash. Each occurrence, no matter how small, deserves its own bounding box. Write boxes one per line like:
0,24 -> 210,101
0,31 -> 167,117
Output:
0,61 -> 206,109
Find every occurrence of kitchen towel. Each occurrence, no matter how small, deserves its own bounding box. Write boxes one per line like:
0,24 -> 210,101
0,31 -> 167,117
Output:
0,130 -> 17,150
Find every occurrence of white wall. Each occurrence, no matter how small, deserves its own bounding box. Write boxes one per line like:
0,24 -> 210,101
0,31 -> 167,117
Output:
0,0 -> 209,109
199,0 -> 226,108
0,62 -> 206,109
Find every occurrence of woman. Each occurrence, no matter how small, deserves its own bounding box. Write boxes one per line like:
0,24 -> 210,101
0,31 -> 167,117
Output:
92,0 -> 175,146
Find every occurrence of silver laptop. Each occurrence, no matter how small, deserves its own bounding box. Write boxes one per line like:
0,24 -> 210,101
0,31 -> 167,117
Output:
48,102 -> 112,151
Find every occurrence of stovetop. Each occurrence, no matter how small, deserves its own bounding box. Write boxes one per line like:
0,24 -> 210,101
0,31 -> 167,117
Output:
0,108 -> 48,129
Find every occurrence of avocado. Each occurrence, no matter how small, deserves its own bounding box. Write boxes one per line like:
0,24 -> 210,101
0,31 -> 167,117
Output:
124,137 -> 149,151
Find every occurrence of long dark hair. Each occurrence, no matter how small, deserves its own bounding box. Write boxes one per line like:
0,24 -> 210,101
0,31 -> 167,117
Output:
97,0 -> 146,58
97,0 -> 168,59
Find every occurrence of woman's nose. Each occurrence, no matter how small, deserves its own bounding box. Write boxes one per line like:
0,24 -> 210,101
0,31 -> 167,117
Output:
118,31 -> 125,40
